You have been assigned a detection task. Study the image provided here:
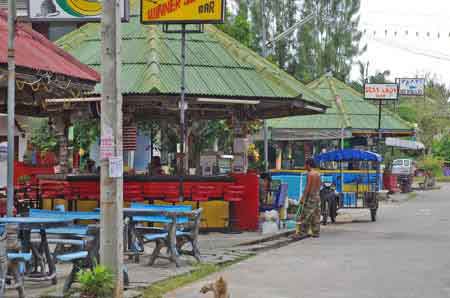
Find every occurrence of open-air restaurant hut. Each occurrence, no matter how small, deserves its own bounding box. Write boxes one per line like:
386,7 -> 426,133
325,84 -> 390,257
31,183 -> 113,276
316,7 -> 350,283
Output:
266,74 -> 414,203
39,12 -> 328,232
0,9 -> 99,212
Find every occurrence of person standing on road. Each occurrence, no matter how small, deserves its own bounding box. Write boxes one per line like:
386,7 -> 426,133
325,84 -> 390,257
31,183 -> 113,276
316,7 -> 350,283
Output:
296,158 -> 321,238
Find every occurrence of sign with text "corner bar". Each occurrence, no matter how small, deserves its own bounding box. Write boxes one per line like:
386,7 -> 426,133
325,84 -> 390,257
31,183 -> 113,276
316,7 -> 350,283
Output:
141,0 -> 225,24
364,83 -> 399,100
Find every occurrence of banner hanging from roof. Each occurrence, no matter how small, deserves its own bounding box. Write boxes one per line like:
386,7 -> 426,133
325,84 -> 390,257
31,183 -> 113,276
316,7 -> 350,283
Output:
28,0 -> 129,21
141,0 -> 225,24
398,78 -> 425,97
385,138 -> 425,150
364,83 -> 399,100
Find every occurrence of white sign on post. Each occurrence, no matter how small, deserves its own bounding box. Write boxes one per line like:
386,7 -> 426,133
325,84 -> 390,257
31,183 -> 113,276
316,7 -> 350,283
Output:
100,126 -> 114,160
109,156 -> 123,178
364,83 -> 399,100
28,0 -> 129,22
398,78 -> 425,96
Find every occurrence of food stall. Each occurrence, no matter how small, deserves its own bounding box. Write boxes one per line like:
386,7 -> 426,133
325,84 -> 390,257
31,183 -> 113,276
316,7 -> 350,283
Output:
38,14 -> 328,232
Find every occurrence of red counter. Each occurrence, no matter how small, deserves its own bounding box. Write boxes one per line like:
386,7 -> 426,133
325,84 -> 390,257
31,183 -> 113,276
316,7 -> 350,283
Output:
38,173 -> 260,231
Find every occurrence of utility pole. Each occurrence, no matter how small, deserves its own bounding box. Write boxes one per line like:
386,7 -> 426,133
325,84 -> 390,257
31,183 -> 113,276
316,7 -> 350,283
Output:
179,24 -> 187,199
7,0 -> 16,217
377,100 -> 382,154
261,0 -> 269,172
261,5 -> 319,172
100,0 -> 123,297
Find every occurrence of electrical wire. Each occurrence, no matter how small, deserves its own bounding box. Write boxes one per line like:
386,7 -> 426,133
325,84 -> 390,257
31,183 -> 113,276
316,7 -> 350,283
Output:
371,38 -> 450,62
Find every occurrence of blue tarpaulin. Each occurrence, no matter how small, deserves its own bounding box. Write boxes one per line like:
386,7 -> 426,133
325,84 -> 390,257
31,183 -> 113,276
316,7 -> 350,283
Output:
315,149 -> 383,163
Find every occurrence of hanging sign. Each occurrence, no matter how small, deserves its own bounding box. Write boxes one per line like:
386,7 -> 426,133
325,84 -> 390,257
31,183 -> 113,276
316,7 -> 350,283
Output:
141,0 -> 225,24
28,0 -> 130,21
364,83 -> 398,100
398,78 -> 425,96
109,156 -> 124,178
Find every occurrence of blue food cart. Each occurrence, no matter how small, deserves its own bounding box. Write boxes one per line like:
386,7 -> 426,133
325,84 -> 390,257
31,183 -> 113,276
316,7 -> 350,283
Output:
271,149 -> 382,222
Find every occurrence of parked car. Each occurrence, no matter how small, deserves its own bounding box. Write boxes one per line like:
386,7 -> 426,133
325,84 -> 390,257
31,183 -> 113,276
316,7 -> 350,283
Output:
392,159 -> 416,193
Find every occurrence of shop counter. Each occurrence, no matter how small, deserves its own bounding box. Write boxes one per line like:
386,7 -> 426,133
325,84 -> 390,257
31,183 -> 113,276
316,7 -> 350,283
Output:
37,173 -> 259,231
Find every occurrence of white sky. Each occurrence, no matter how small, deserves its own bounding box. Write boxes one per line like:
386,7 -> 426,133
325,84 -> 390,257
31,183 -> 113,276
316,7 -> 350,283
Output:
353,0 -> 450,85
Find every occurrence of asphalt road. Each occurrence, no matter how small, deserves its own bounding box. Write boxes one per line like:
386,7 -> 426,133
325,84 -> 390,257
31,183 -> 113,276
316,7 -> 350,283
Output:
168,185 -> 450,298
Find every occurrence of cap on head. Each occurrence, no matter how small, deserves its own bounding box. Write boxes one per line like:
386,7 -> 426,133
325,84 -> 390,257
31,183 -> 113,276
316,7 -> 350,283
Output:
305,158 -> 316,169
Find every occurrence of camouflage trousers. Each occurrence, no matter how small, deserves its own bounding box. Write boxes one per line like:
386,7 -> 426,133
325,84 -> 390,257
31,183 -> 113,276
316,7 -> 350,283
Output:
298,196 -> 320,237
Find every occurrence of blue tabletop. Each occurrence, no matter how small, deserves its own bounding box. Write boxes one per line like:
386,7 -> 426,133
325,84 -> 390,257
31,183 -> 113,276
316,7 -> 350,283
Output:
0,217 -> 73,229
0,217 -> 71,224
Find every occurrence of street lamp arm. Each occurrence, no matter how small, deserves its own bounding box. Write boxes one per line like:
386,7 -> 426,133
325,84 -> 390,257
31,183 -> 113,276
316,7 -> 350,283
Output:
266,12 -> 317,47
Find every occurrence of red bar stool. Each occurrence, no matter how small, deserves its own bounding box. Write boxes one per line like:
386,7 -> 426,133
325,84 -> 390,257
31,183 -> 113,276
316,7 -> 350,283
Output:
124,184 -> 144,203
164,185 -> 181,205
191,185 -> 213,208
40,181 -> 65,210
223,185 -> 245,233
143,185 -> 165,204
72,184 -> 100,211
191,185 -> 215,230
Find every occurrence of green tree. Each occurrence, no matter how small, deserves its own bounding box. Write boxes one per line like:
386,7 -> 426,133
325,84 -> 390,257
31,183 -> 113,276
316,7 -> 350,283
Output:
217,1 -> 254,48
73,119 -> 100,153
295,0 -> 366,82
30,120 -> 59,153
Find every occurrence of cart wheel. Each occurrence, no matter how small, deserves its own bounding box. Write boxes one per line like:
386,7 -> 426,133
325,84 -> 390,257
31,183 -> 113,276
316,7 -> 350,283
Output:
370,209 -> 377,222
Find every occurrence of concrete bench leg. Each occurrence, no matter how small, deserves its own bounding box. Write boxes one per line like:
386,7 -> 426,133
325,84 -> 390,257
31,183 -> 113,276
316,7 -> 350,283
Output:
62,260 -> 83,295
11,263 -> 25,298
148,240 -> 164,266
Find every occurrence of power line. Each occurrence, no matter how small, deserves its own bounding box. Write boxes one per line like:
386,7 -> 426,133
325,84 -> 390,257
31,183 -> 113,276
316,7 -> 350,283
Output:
371,38 -> 450,62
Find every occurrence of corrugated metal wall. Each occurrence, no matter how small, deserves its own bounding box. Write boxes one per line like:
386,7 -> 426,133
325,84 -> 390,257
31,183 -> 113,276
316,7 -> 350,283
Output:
0,0 -> 28,16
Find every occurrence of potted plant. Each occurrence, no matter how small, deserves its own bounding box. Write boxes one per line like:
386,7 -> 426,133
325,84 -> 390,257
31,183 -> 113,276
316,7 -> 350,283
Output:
75,265 -> 114,298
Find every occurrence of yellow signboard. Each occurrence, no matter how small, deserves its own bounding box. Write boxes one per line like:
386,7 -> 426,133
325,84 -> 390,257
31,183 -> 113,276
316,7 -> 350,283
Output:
141,0 -> 225,24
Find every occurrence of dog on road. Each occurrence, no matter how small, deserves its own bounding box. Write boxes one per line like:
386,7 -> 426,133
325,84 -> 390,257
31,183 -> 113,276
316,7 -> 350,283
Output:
200,276 -> 230,298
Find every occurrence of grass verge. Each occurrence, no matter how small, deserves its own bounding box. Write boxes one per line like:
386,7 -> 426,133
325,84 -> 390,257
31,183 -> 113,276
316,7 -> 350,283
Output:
436,176 -> 450,183
407,192 -> 418,200
142,255 -> 254,298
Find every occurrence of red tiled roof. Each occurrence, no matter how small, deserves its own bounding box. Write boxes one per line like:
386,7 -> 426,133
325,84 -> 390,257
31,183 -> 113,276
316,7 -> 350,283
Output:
0,10 -> 100,82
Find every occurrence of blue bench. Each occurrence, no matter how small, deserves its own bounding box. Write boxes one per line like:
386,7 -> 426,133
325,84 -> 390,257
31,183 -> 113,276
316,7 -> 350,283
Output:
0,224 -> 30,298
129,204 -> 202,266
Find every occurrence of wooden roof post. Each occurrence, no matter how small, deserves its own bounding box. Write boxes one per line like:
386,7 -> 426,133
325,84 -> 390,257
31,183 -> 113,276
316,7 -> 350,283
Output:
52,113 -> 71,174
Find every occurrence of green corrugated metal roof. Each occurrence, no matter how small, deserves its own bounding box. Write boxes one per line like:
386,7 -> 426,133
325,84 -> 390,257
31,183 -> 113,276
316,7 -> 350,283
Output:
268,75 -> 413,133
56,14 -> 327,108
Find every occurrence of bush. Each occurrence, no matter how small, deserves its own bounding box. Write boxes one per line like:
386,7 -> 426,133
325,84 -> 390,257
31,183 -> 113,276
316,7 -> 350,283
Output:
418,156 -> 443,177
76,265 -> 114,298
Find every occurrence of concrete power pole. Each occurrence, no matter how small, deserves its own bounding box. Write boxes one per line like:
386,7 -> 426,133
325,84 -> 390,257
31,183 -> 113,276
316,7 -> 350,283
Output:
100,0 -> 124,297
261,0 -> 269,172
7,0 -> 16,217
